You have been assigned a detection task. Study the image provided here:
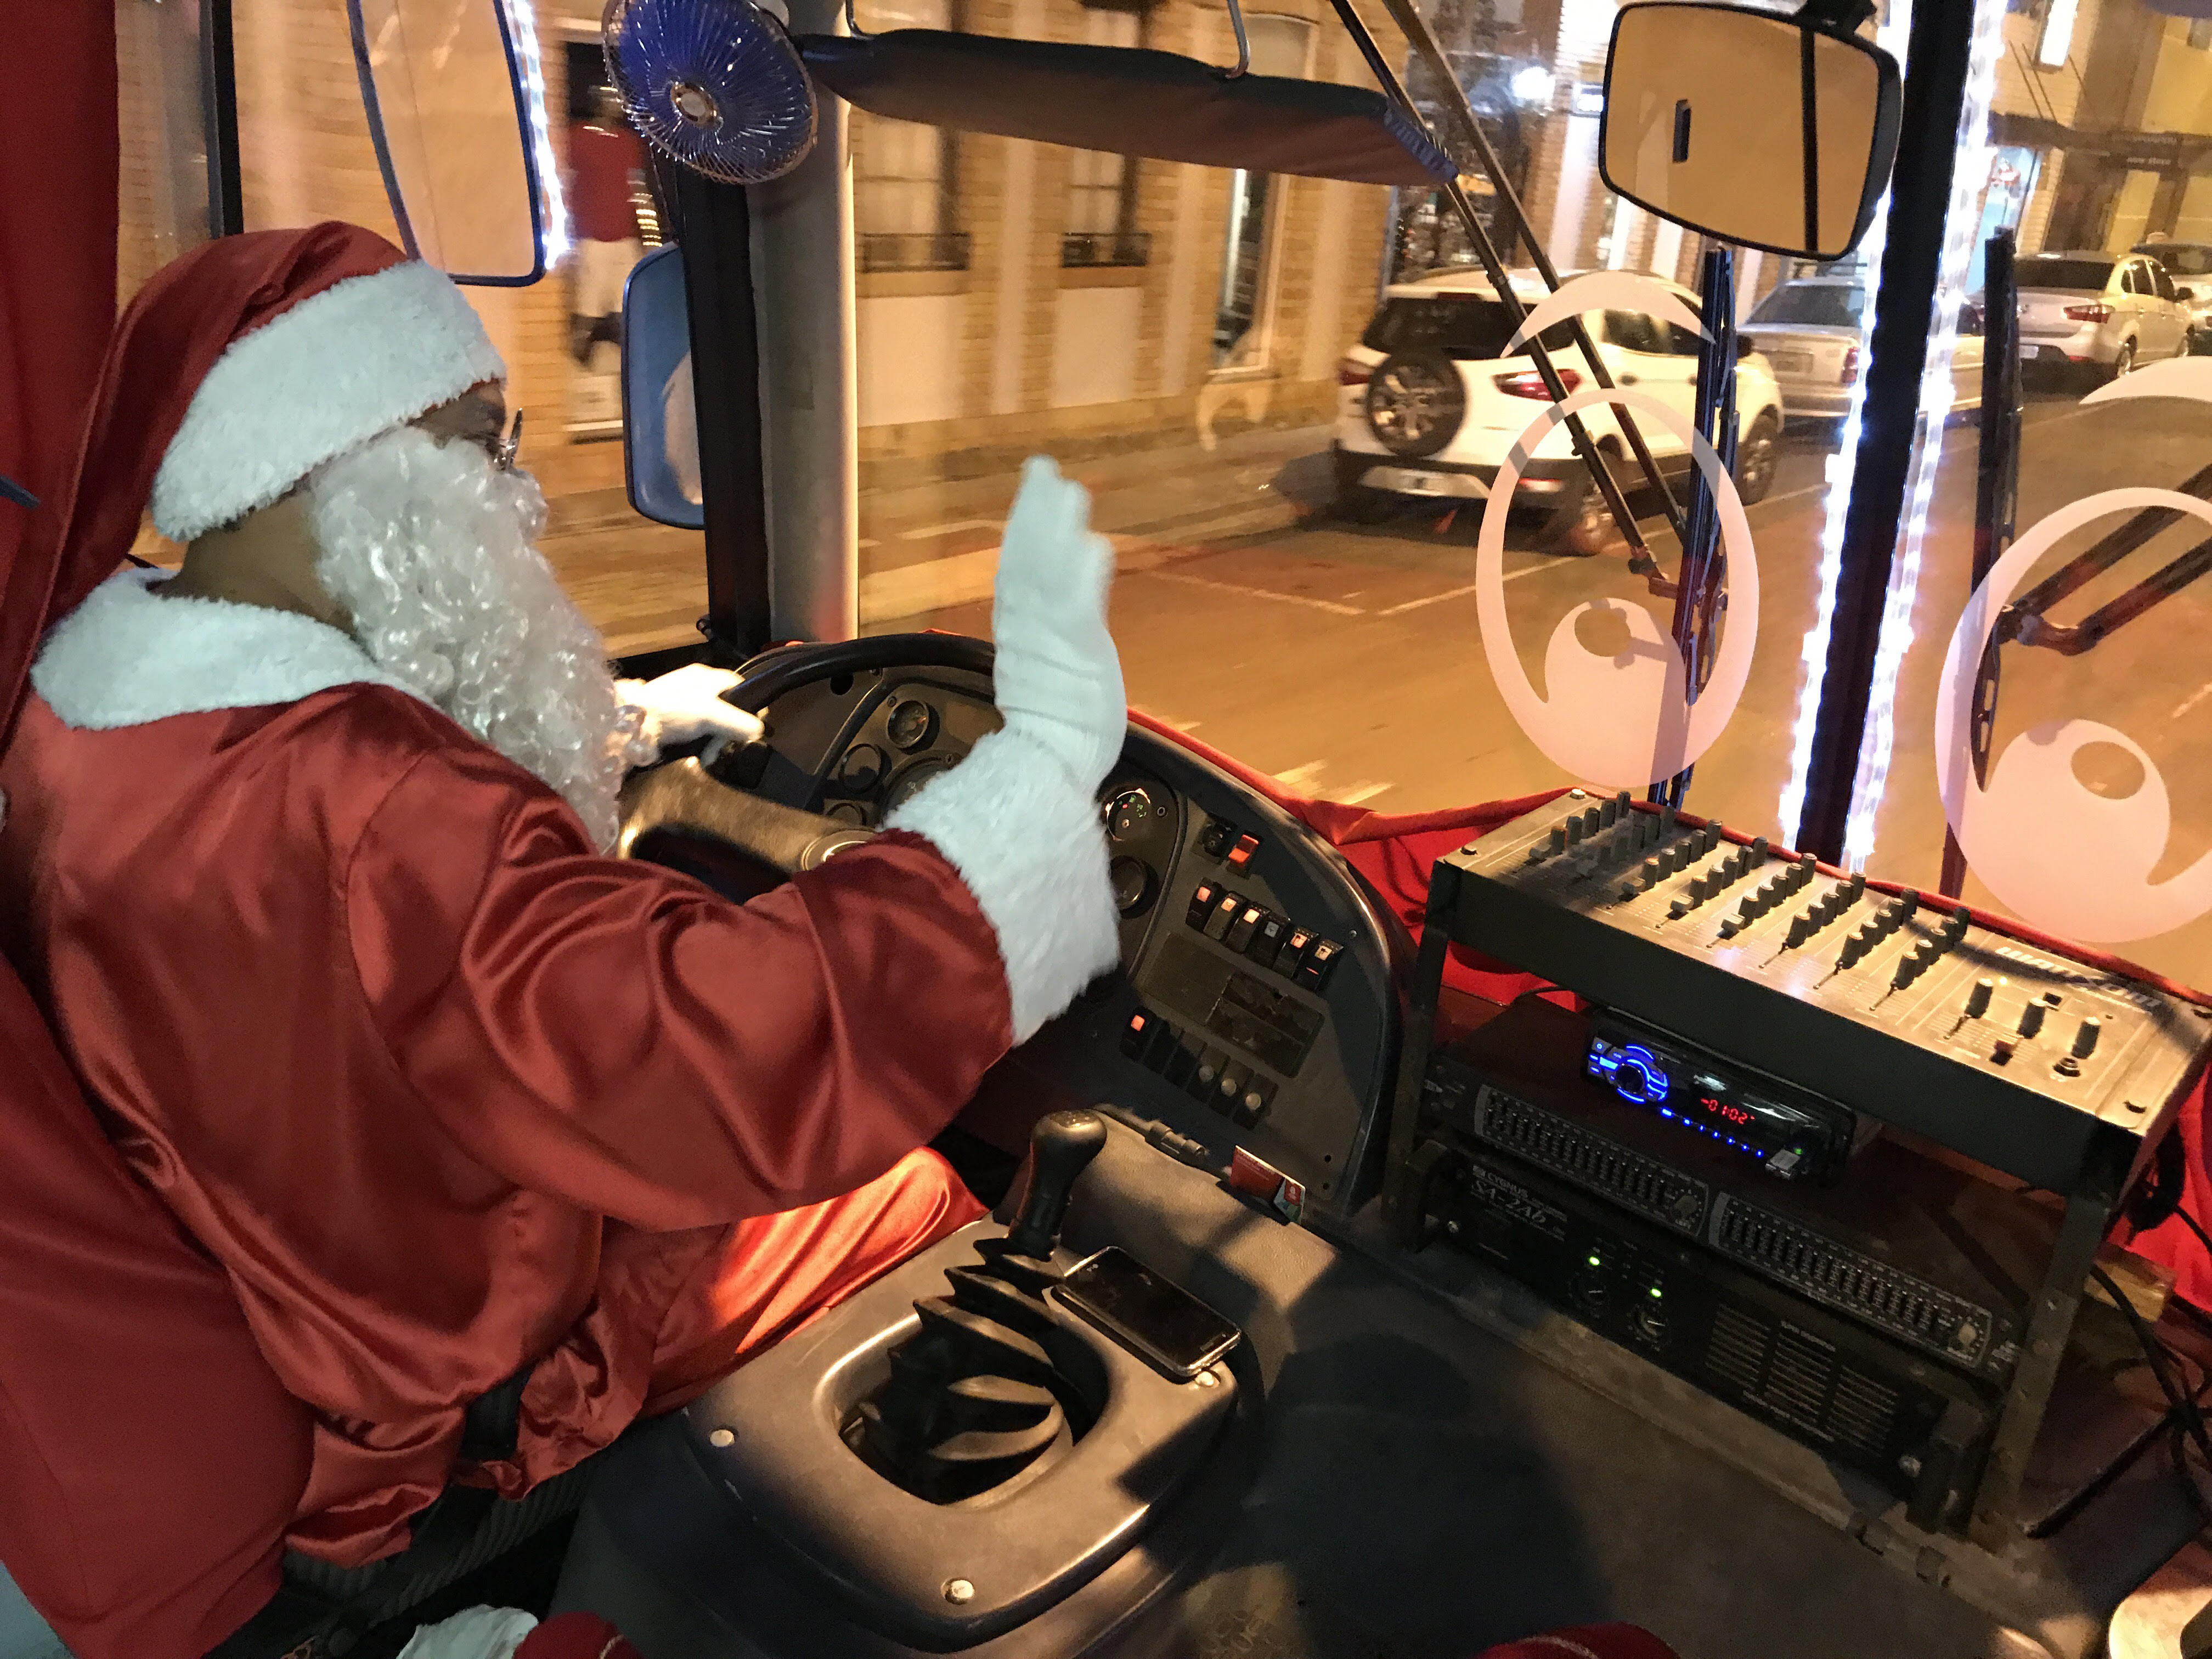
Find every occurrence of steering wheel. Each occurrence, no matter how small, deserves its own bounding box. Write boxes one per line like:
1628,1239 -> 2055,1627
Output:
614,634 -> 1000,880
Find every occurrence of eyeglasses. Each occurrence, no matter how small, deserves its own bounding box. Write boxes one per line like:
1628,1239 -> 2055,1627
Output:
485,409 -> 524,473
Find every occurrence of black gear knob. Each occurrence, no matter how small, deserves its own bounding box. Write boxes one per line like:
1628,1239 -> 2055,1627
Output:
1006,1109 -> 1109,1259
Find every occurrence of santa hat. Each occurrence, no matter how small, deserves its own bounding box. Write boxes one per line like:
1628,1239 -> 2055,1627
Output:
150,227 -> 504,543
0,222 -> 503,741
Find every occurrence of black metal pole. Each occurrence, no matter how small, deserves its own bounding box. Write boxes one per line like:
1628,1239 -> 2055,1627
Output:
672,169 -> 775,660
1793,0 -> 1975,863
1940,229 -> 2020,897
200,0 -> 244,237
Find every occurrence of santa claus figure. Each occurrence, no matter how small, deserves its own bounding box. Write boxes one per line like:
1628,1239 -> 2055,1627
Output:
0,222 -> 1124,1657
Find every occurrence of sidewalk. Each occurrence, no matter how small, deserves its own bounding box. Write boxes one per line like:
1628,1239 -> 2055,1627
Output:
536,422 -> 1338,650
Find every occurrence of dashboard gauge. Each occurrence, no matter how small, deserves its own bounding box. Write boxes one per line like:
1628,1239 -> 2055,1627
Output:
1106,786 -> 1160,841
1109,855 -> 1158,918
884,757 -> 953,811
835,742 -> 888,794
886,697 -> 938,752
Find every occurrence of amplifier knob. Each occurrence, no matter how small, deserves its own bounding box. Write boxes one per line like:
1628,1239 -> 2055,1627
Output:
1965,978 -> 1995,1019
2018,1001 -> 2047,1040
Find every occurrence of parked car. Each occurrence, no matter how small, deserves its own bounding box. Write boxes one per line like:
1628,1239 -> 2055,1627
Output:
2132,240 -> 2212,351
1742,274 -> 1982,422
2015,251 -> 2193,381
1330,270 -> 1786,552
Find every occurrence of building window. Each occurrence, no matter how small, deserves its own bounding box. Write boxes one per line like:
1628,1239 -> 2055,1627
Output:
853,0 -> 969,272
1062,7 -> 1151,268
1212,14 -> 1314,366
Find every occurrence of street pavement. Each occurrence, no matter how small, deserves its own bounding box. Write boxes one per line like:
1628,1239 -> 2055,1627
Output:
541,388 -> 2212,989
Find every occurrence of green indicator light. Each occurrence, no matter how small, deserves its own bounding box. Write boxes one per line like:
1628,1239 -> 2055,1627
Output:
1587,1255 -> 1602,1268
1649,1287 -> 1663,1299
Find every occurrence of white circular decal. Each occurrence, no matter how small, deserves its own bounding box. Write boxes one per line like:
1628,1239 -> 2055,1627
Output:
1476,384 -> 1760,787
1936,486 -> 2212,943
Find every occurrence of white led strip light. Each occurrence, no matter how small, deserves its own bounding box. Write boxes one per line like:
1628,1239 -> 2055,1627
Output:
503,0 -> 573,267
1838,0 -> 2011,871
1774,0 -> 1914,847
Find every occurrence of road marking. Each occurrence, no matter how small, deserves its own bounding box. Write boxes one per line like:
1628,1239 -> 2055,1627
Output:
1276,761 -> 1328,790
1339,782 -> 1393,805
2174,679 -> 2212,720
898,517 -> 1002,541
1376,564 -> 1548,616
858,537 -> 880,549
1143,569 -> 1367,617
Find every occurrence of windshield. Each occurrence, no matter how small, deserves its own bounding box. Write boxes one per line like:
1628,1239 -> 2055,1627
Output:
2146,245 -> 2212,276
1746,284 -> 1865,328
123,0 -> 2212,990
2016,257 -> 2114,292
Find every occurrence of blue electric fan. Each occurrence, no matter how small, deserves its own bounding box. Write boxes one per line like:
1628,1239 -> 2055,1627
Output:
603,0 -> 819,184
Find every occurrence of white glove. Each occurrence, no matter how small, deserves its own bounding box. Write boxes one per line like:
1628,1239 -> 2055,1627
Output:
881,456 -> 1124,1042
616,662 -> 765,761
989,456 -> 1125,793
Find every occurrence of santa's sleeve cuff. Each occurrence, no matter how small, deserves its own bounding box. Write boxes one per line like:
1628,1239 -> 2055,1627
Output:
884,727 -> 1120,1043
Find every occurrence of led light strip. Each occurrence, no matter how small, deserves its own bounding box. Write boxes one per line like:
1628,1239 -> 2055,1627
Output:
504,0 -> 573,267
1774,0 -> 1914,848
1839,0 -> 2011,871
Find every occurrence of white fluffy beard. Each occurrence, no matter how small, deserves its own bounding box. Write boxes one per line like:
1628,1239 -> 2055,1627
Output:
305,425 -> 641,849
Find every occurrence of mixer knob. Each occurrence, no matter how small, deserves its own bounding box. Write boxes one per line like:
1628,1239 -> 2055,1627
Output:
1549,826 -> 1568,853
2072,1017 -> 2102,1059
1661,804 -> 1678,834
1600,795 -> 1619,828
1566,817 -> 1584,846
1943,907 -> 1971,943
2018,1001 -> 2046,1040
1964,978 -> 1995,1019
1847,873 -> 1867,900
1751,837 -> 1770,861
1786,918 -> 1810,949
1584,808 -> 1603,837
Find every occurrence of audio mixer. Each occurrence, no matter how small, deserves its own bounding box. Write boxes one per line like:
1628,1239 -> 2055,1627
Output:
1421,789 -> 2212,1193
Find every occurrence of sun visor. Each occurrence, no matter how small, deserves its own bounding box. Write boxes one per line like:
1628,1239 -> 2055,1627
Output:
796,31 -> 1456,187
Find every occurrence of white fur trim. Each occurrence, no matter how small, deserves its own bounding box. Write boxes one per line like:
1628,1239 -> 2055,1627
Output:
393,1605 -> 539,1659
31,567 -> 419,730
152,262 -> 506,543
885,728 -> 1121,1042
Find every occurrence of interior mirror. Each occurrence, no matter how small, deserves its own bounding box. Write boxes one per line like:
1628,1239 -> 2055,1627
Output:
1600,1 -> 1901,261
2180,286 -> 2198,302
348,0 -> 545,283
1735,335 -> 1756,359
1959,301 -> 1985,335
622,247 -> 704,531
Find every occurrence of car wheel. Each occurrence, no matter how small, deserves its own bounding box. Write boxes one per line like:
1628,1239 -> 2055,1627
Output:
2109,340 -> 2137,383
1364,349 -> 1469,459
1539,467 -> 1617,556
1733,413 -> 1781,506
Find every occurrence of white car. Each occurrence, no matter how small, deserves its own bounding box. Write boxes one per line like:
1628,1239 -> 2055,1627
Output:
1330,269 -> 1787,552
2015,252 -> 2193,381
1742,275 -> 1982,424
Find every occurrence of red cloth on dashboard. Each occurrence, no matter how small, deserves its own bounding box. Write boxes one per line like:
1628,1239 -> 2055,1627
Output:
1472,1627 -> 1679,1659
0,681 -> 1013,1572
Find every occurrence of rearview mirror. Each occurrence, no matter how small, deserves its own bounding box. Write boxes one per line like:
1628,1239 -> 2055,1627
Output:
348,0 -> 546,283
1600,1 -> 1900,261
622,247 -> 705,531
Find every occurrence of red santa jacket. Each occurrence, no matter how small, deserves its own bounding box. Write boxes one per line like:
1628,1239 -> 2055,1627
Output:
0,572 -> 1021,1568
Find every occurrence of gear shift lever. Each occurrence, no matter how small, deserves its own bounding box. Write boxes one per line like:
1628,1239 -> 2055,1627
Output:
1006,1109 -> 1109,1259
849,1110 -> 1111,1503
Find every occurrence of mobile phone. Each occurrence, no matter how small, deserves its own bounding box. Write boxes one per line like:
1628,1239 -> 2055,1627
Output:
1055,1246 -> 1242,1380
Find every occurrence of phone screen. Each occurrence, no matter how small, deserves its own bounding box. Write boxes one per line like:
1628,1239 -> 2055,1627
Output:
1057,1248 -> 1241,1377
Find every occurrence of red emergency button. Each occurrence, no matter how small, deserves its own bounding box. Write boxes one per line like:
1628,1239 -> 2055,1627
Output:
1121,1008 -> 1158,1057
1226,834 -> 1260,871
